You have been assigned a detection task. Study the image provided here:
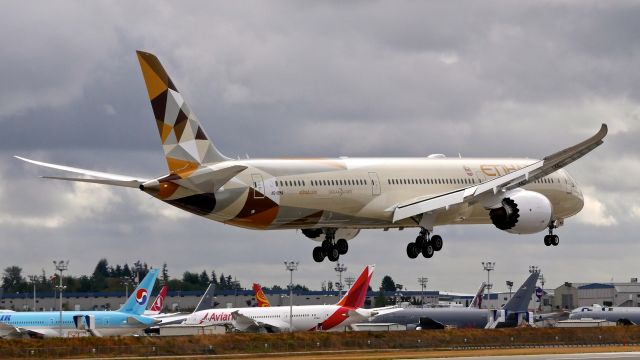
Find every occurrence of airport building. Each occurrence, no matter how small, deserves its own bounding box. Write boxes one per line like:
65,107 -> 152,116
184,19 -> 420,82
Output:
553,278 -> 640,309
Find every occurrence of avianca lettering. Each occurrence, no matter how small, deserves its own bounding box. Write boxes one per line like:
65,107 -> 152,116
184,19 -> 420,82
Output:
199,312 -> 233,323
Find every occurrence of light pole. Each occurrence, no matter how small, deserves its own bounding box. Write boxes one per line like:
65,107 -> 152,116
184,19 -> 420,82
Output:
121,277 -> 133,300
28,275 -> 38,311
482,261 -> 495,309
506,281 -> 514,301
334,263 -> 347,299
344,276 -> 355,290
418,277 -> 429,308
539,273 -> 545,311
53,260 -> 69,337
284,261 -> 298,333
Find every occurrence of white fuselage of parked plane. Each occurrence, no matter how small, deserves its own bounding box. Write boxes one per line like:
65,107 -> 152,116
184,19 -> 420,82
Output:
184,305 -> 369,332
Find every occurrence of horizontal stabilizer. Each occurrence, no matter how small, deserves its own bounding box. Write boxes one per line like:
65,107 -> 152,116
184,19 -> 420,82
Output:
15,156 -> 148,188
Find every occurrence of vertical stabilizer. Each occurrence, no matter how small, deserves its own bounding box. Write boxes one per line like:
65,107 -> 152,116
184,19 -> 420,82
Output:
468,282 -> 487,309
504,270 -> 540,313
119,269 -> 159,315
136,51 -> 229,176
148,285 -> 168,314
194,283 -> 217,313
337,265 -> 375,308
253,283 -> 271,307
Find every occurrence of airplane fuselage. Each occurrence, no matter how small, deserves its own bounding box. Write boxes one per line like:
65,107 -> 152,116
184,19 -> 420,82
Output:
150,157 -> 583,233
0,311 -> 155,338
185,304 -> 366,332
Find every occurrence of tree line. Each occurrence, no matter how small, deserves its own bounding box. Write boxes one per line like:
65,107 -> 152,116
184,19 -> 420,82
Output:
0,259 -> 316,294
2,259 -> 407,299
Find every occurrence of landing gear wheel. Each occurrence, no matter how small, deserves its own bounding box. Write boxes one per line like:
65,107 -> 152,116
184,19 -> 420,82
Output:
432,235 -> 443,251
336,239 -> 348,255
406,243 -> 419,259
544,235 -> 551,246
327,247 -> 340,262
415,235 -> 425,248
321,239 -> 332,252
312,247 -> 325,262
551,235 -> 559,246
422,244 -> 434,258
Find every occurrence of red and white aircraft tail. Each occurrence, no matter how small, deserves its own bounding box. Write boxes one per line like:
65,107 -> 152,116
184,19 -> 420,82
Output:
145,285 -> 167,315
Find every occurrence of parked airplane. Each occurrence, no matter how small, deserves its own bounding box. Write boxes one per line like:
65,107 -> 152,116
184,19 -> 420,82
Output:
16,51 -> 608,263
0,269 -> 160,338
369,269 -> 539,329
253,283 -> 271,307
569,305 -> 640,325
145,285 -> 167,315
181,265 -> 375,332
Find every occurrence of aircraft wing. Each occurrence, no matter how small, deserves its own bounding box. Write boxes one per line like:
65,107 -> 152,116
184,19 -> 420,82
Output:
231,310 -> 289,332
14,156 -> 148,188
392,124 -> 608,222
0,322 -> 20,337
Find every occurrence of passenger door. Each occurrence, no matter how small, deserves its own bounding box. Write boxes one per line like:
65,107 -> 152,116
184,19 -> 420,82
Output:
368,172 -> 381,196
251,174 -> 265,198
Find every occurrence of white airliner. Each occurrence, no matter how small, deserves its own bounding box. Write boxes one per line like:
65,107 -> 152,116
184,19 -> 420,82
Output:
182,265 -> 377,332
16,51 -> 608,262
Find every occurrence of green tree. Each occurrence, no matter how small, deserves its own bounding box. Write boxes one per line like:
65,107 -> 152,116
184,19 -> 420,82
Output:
380,275 -> 396,292
2,266 -> 25,292
161,263 -> 169,284
374,287 -> 388,307
183,271 -> 200,285
92,259 -> 110,278
122,264 -> 132,278
199,270 -> 210,286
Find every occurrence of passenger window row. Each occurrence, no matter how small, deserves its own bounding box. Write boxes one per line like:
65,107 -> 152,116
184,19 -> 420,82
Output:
276,179 -> 369,187
388,177 -> 475,186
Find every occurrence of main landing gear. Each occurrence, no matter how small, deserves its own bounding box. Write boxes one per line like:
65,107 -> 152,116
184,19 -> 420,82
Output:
544,224 -> 560,246
313,230 -> 349,263
406,228 -> 443,259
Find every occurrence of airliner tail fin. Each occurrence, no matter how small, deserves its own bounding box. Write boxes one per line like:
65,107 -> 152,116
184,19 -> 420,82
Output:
136,51 -> 229,176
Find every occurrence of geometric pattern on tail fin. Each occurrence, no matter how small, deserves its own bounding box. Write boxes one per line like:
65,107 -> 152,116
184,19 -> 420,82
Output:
136,51 -> 228,176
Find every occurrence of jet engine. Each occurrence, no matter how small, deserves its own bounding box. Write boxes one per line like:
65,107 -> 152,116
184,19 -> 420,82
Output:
489,190 -> 552,234
301,228 -> 360,242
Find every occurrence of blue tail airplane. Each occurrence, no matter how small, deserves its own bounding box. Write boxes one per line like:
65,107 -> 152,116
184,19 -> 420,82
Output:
0,269 -> 160,338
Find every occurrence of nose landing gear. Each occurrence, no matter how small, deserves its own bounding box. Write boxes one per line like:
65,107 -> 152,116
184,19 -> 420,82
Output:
544,224 -> 560,246
407,228 -> 443,259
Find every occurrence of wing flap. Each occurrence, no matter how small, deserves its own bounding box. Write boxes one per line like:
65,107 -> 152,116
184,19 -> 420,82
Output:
393,124 -> 607,222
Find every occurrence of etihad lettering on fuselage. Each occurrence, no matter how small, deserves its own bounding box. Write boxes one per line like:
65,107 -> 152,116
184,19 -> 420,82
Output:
480,164 -> 523,177
199,312 -> 233,324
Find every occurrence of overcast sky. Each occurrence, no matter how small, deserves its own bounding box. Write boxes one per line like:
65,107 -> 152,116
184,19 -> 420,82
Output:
1,1 -> 639,294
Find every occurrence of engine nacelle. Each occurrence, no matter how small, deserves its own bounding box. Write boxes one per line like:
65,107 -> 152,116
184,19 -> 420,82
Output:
301,228 -> 360,242
489,190 -> 552,234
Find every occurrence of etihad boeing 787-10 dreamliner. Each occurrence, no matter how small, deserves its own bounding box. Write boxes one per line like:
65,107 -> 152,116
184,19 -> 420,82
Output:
17,51 -> 607,263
